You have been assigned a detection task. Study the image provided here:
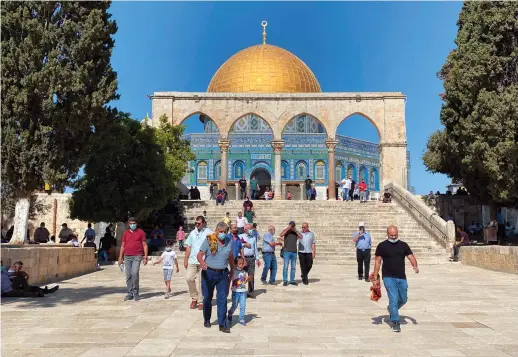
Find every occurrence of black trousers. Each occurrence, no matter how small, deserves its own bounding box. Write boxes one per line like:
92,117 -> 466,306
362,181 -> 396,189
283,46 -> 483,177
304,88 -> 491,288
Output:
298,253 -> 313,282
356,249 -> 371,278
245,256 -> 256,292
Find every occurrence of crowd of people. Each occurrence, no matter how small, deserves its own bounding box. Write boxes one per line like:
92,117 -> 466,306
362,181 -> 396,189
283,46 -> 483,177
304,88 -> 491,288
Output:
113,211 -> 419,334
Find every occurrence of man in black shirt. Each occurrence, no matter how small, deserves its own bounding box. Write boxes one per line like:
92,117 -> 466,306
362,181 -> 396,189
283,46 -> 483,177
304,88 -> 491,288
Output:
280,221 -> 302,286
238,176 -> 247,200
371,225 -> 419,333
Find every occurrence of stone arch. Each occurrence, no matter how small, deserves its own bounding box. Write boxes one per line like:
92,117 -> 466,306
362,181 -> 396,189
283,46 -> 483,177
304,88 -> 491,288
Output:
334,112 -> 381,141
335,160 -> 344,182
295,160 -> 308,180
277,111 -> 331,139
226,112 -> 273,138
214,160 -> 222,180
196,161 -> 208,183
233,160 -> 245,179
178,111 -> 221,133
369,167 -> 380,191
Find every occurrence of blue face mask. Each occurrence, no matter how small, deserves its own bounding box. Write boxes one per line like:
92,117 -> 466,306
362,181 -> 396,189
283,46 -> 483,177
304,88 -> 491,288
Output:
388,238 -> 399,244
218,233 -> 226,240
129,224 -> 137,230
248,230 -> 254,236
165,247 -> 172,252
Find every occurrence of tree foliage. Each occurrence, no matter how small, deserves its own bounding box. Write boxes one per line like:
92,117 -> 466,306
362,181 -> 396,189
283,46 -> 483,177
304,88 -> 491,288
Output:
1,2 -> 119,240
423,2 -> 518,207
70,115 -> 194,223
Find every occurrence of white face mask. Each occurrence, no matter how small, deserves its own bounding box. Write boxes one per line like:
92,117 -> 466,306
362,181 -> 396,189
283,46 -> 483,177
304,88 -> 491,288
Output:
388,238 -> 399,244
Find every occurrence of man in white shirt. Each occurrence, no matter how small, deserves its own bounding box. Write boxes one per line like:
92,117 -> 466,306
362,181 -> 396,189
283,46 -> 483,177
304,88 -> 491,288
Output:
341,176 -> 352,201
184,216 -> 212,310
236,212 -> 248,235
239,223 -> 261,298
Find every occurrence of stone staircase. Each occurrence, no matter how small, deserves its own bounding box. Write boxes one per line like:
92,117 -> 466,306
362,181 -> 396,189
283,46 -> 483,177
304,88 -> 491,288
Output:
180,200 -> 449,265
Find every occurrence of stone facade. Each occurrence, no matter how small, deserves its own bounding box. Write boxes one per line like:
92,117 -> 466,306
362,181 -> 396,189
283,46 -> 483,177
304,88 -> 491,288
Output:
151,92 -> 408,198
1,246 -> 97,285
460,246 -> 518,274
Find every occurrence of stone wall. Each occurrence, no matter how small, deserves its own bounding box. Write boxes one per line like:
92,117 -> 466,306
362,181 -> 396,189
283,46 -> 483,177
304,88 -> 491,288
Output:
460,246 -> 518,274
1,246 -> 97,286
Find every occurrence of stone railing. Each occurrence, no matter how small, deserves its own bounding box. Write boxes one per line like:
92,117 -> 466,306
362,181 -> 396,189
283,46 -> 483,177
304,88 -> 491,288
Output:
1,245 -> 97,286
386,182 -> 454,249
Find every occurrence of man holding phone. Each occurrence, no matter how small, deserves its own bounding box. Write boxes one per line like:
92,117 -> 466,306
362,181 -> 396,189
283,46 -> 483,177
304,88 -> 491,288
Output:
352,221 -> 372,281
280,221 -> 302,286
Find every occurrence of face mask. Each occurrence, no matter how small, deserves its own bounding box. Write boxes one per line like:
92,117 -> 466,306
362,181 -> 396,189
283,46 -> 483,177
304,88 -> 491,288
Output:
129,224 -> 137,230
248,230 -> 254,236
218,233 -> 226,240
165,247 -> 172,252
388,238 -> 399,244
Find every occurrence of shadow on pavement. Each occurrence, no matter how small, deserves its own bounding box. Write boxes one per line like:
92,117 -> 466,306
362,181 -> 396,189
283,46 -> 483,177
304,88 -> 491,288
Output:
371,314 -> 418,325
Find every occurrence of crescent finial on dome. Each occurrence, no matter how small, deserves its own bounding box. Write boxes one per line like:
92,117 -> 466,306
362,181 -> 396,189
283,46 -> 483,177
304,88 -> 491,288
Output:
261,21 -> 268,44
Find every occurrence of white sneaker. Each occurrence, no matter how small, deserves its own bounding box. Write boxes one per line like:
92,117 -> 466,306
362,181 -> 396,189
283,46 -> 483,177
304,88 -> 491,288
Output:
165,292 -> 170,299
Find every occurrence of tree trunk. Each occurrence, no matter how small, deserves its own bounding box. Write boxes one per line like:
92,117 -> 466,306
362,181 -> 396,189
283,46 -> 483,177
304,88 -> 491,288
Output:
9,197 -> 30,244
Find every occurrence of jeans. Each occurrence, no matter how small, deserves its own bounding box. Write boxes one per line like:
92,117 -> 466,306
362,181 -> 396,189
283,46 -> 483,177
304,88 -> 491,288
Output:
356,248 -> 371,278
298,253 -> 313,283
342,188 -> 350,201
306,189 -> 312,200
261,253 -> 277,283
251,190 -> 257,200
178,240 -> 184,250
124,255 -> 142,297
283,251 -> 297,283
360,191 -> 368,202
229,291 -> 246,321
201,268 -> 229,327
210,191 -> 214,200
240,187 -> 247,199
98,250 -> 109,264
383,277 -> 408,323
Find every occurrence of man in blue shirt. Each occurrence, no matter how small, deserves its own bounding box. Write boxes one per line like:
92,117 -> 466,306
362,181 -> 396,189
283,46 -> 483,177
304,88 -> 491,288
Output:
228,223 -> 247,264
261,225 -> 282,285
352,221 -> 372,282
240,223 -> 261,298
81,223 -> 96,245
197,222 -> 234,333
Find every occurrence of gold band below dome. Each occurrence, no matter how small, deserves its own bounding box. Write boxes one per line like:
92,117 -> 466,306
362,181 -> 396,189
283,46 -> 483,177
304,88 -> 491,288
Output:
207,44 -> 321,93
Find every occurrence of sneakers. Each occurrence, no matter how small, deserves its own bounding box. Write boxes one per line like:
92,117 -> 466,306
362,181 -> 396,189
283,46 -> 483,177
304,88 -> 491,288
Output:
392,322 -> 401,332
289,282 -> 298,286
268,281 -> 276,285
124,294 -> 133,301
219,326 -> 231,333
189,300 -> 198,309
261,278 -> 267,285
239,320 -> 246,326
303,281 -> 309,285
283,282 -> 288,286
134,294 -> 140,302
164,292 -> 170,299
204,320 -> 211,328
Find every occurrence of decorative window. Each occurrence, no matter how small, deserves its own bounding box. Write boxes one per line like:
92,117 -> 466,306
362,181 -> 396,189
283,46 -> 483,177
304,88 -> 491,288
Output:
281,161 -> 289,179
335,162 -> 343,181
315,161 -> 325,180
197,161 -> 207,180
233,161 -> 245,179
214,161 -> 221,180
370,168 -> 378,190
296,161 -> 307,180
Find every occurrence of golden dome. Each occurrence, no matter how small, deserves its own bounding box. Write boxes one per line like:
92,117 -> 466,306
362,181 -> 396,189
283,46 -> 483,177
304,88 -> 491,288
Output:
207,44 -> 321,93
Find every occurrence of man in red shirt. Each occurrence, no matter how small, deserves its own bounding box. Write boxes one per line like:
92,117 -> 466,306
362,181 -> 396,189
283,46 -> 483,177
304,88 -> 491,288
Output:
359,180 -> 368,203
118,217 -> 148,301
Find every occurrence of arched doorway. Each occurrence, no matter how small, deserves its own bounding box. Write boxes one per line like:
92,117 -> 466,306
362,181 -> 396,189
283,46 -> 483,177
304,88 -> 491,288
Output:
250,168 -> 271,199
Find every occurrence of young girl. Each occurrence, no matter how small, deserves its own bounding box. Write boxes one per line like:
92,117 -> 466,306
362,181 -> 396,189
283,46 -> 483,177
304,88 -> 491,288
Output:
153,241 -> 179,299
227,257 -> 251,326
176,226 -> 185,251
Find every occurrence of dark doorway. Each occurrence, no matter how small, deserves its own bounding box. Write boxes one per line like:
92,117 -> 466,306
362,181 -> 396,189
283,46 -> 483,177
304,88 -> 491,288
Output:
250,168 -> 272,199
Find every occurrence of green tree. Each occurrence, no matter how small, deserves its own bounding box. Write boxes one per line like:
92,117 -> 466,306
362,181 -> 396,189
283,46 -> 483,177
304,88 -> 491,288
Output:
1,2 -> 118,242
423,2 -> 518,210
70,115 -> 194,223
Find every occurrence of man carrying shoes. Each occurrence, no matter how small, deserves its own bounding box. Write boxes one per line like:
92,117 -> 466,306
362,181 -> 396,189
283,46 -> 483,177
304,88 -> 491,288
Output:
352,222 -> 372,282
371,225 -> 419,333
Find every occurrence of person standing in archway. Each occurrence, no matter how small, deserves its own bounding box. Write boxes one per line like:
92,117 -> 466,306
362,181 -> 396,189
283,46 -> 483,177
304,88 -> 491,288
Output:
250,176 -> 258,200
304,175 -> 313,200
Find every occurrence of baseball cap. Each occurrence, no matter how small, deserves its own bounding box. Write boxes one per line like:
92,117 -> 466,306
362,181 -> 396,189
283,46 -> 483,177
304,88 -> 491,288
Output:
289,221 -> 296,226
358,222 -> 365,227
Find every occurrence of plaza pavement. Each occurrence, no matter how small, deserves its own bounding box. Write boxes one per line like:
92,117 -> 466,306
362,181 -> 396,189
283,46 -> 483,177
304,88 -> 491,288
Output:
2,262 -> 518,357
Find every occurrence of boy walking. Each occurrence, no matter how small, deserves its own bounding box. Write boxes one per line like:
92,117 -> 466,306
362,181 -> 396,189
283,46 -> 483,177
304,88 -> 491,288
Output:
228,257 -> 250,326
153,241 -> 179,299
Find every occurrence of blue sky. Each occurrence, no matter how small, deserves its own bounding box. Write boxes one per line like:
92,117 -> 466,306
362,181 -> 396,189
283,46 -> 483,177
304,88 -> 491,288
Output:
109,1 -> 463,194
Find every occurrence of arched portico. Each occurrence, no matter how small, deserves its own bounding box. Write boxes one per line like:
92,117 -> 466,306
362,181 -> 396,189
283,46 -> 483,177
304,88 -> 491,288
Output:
151,92 -> 407,198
